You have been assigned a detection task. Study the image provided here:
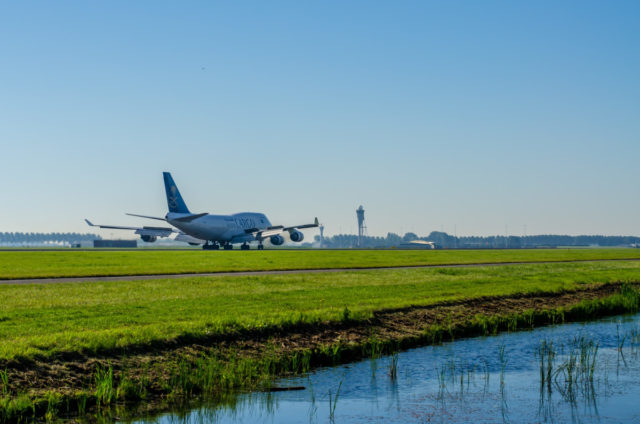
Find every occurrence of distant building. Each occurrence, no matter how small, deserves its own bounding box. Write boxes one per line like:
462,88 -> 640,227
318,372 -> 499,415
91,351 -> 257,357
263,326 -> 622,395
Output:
93,240 -> 137,248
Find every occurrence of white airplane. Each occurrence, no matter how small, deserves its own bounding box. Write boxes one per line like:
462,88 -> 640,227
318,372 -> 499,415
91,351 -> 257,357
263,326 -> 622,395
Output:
86,172 -> 319,250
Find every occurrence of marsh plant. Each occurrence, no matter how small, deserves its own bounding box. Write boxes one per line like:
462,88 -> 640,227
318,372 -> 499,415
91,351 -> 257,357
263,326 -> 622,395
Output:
0,370 -> 7,397
388,352 -> 399,381
537,340 -> 556,394
94,365 -> 115,406
328,380 -> 343,424
482,360 -> 491,396
498,344 -> 509,422
534,335 -> 600,405
307,379 -> 317,424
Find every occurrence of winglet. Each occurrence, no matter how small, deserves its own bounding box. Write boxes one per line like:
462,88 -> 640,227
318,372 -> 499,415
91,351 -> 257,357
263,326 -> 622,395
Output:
314,217 -> 319,226
85,219 -> 95,227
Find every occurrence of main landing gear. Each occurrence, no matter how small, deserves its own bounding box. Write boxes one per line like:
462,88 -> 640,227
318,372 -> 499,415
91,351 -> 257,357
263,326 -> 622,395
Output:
203,241 -> 263,250
202,241 -> 232,250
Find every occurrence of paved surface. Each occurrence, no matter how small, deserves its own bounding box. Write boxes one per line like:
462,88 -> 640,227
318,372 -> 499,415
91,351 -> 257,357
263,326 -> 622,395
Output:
1,258 -> 639,285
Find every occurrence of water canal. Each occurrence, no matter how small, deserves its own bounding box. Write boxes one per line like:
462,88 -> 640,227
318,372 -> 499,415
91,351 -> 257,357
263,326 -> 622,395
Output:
134,312 -> 640,423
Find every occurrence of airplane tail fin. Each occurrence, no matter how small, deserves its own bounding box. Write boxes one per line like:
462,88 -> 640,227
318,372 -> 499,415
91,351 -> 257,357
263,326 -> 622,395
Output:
163,172 -> 191,214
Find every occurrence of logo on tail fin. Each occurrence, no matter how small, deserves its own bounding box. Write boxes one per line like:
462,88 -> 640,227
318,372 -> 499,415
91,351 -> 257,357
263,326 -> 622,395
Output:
163,172 -> 191,214
168,186 -> 179,210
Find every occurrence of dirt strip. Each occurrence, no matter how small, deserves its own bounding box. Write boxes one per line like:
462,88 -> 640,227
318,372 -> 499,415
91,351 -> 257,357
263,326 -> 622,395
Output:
1,282 -> 625,397
2,258 -> 640,285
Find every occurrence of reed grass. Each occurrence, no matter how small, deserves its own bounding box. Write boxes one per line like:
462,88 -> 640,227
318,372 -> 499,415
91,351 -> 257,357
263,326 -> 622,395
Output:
328,380 -> 342,424
388,352 -> 399,381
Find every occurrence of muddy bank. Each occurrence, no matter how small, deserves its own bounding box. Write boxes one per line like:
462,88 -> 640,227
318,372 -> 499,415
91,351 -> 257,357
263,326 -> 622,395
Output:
1,282 -> 627,402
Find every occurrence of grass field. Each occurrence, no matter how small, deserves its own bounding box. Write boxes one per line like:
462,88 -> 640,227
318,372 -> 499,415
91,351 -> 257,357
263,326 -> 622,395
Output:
2,260 -> 640,363
1,248 -> 640,279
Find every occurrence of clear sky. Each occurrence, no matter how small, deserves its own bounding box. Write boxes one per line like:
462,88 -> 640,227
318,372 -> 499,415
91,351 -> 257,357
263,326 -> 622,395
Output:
1,1 -> 638,238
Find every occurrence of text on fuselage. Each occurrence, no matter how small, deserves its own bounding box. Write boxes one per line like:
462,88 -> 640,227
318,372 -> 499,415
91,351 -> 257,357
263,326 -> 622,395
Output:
234,218 -> 256,229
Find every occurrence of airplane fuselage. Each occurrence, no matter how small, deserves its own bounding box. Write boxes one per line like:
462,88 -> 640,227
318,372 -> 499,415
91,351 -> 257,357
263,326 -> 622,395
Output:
166,212 -> 272,243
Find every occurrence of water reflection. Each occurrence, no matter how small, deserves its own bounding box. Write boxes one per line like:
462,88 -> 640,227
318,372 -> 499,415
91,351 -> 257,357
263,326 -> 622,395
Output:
132,313 -> 640,424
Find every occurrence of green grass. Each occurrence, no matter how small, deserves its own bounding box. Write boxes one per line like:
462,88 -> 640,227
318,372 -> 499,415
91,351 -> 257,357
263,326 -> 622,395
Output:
2,260 -> 640,362
4,285 -> 640,424
2,276 -> 640,423
1,248 -> 640,279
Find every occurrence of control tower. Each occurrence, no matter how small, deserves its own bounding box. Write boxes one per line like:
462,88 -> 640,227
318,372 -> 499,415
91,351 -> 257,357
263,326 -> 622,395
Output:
356,205 -> 367,247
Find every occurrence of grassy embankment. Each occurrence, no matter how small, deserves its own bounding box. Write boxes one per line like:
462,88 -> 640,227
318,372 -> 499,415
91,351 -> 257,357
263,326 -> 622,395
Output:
1,261 -> 640,362
2,260 -> 640,421
1,248 -> 640,279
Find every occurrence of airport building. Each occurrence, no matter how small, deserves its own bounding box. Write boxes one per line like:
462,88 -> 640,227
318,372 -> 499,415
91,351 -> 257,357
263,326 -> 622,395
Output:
93,240 -> 137,248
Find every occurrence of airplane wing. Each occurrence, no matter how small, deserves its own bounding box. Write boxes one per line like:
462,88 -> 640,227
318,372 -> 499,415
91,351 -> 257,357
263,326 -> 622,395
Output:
284,217 -> 320,231
248,218 -> 319,241
85,219 -> 205,245
174,232 -> 206,244
85,219 -> 176,238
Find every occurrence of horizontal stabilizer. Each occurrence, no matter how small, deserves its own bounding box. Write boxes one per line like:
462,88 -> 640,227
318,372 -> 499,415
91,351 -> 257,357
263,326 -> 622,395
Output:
172,212 -> 208,222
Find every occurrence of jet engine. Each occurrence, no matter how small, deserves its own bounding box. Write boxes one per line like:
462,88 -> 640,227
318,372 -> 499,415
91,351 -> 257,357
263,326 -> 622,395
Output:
140,235 -> 157,243
289,230 -> 304,242
270,234 -> 285,245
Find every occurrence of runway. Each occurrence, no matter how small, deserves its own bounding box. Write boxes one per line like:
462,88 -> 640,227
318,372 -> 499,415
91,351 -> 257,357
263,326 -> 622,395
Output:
2,258 -> 639,285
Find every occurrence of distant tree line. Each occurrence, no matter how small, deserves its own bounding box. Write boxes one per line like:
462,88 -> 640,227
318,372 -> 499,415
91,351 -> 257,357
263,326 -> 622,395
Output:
315,231 -> 640,249
316,232 -> 427,248
0,232 -> 101,245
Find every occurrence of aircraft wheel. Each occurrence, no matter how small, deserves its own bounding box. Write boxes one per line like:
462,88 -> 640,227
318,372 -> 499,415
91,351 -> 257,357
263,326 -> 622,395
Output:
223,243 -> 233,250
258,244 -> 264,250
203,242 -> 220,250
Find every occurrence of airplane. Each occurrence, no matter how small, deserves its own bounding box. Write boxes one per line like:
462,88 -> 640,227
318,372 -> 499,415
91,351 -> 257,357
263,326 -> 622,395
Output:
86,172 -> 319,250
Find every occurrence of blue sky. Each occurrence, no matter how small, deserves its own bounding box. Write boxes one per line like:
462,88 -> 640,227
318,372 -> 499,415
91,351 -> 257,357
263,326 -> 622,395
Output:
1,1 -> 638,237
